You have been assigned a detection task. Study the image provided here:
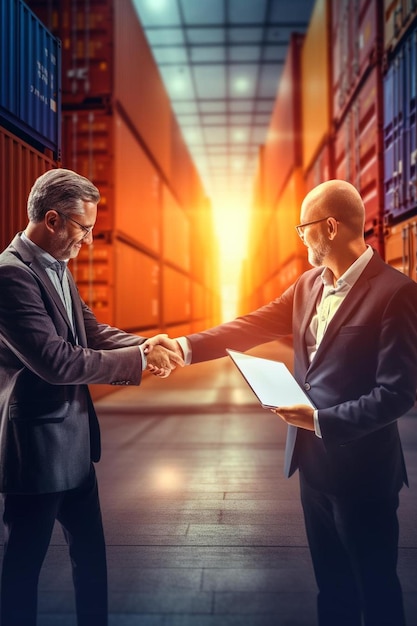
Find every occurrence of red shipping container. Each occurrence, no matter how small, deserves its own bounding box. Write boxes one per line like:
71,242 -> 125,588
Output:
332,0 -> 382,124
333,67 -> 384,233
304,139 -> 334,192
0,124 -> 57,251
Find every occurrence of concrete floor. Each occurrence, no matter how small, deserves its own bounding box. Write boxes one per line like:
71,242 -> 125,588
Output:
1,341 -> 417,625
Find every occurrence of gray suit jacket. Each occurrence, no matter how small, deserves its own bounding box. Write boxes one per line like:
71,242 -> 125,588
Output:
0,234 -> 145,494
187,251 -> 417,498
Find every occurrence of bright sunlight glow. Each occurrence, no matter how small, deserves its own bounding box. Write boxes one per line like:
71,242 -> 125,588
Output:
212,198 -> 250,321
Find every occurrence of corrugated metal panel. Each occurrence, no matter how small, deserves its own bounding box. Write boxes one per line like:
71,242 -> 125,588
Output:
384,0 -> 417,52
72,238 -> 160,330
0,124 -> 56,251
384,216 -> 417,279
262,33 -> 304,209
334,67 -> 384,233
0,0 -> 61,155
301,0 -> 332,172
304,138 -> 334,192
273,168 -> 306,273
114,0 -> 172,182
332,0 -> 382,125
27,0 -> 112,103
62,109 -> 114,233
62,108 -> 163,254
383,48 -> 407,220
405,26 -> 417,211
162,266 -> 191,326
162,185 -> 190,273
383,24 -> 417,222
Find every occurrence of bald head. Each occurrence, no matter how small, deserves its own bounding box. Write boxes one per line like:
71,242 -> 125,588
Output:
301,179 -> 365,238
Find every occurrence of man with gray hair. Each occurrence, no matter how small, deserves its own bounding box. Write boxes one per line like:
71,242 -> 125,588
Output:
0,168 -> 182,625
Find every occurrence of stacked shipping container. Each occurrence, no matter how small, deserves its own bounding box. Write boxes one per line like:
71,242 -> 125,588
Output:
0,0 -> 61,251
27,0 -> 220,337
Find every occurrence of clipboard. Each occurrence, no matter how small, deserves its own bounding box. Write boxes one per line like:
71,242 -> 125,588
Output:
226,349 -> 315,409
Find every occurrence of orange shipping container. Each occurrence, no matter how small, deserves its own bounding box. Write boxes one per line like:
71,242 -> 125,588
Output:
162,184 -> 191,273
0,124 -> 56,251
72,238 -> 159,331
162,266 -> 191,326
384,216 -> 417,280
262,33 -> 304,210
62,108 -> 162,255
301,0 -> 332,172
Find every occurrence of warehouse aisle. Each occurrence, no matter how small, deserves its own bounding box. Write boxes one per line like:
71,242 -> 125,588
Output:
1,341 -> 417,626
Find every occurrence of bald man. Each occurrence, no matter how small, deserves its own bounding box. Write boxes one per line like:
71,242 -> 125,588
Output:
146,180 -> 417,626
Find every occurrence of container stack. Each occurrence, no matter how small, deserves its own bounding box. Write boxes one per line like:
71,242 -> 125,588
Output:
26,0 -> 220,336
0,0 -> 61,251
383,1 -> 417,279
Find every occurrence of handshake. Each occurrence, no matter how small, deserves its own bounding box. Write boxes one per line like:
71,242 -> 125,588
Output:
142,334 -> 184,378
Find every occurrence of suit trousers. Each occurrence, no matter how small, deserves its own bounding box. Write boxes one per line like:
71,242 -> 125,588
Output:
1,464 -> 107,626
299,471 -> 406,626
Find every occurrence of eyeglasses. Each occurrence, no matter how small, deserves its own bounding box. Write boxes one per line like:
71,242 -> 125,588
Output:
295,216 -> 338,237
56,210 -> 93,238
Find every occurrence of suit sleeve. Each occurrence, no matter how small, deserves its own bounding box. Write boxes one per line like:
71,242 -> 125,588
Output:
0,264 -> 143,386
187,283 -> 296,363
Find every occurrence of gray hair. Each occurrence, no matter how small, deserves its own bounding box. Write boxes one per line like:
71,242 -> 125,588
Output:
27,168 -> 100,223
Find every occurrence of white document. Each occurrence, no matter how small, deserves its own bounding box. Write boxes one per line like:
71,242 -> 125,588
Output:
226,349 -> 315,409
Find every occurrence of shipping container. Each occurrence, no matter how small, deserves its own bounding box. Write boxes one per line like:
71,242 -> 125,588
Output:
334,66 -> 384,234
262,33 -> 304,210
332,0 -> 382,124
304,138 -> 334,192
162,266 -> 191,327
301,0 -> 332,172
384,0 -> 417,52
384,214 -> 417,279
383,23 -> 417,222
62,107 -> 162,255
162,184 -> 190,273
0,0 -> 61,156
0,123 -> 57,251
72,237 -> 160,330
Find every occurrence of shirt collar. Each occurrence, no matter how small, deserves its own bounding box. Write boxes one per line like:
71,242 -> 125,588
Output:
21,231 -> 68,271
320,245 -> 373,291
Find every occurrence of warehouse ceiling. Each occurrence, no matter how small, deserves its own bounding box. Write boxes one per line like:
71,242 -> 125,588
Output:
132,0 -> 315,211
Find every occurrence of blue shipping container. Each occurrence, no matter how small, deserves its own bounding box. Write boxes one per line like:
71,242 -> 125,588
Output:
383,23 -> 417,223
0,0 -> 61,156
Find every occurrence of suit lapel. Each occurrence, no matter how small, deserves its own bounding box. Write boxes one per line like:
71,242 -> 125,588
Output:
297,273 -> 323,370
307,254 -> 379,370
10,234 -> 78,340
67,272 -> 87,347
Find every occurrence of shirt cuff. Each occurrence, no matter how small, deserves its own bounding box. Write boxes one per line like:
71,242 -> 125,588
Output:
313,409 -> 322,438
176,336 -> 192,365
138,345 -> 147,370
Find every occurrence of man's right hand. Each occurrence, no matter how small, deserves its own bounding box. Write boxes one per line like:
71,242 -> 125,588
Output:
144,336 -> 184,378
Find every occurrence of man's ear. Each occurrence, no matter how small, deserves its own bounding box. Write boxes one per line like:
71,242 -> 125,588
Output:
327,217 -> 339,240
45,210 -> 59,233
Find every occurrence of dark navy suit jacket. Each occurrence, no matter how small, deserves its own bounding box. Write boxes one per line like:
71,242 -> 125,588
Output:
187,251 -> 417,498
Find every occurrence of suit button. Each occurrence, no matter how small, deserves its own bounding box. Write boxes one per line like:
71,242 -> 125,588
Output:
304,383 -> 311,391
